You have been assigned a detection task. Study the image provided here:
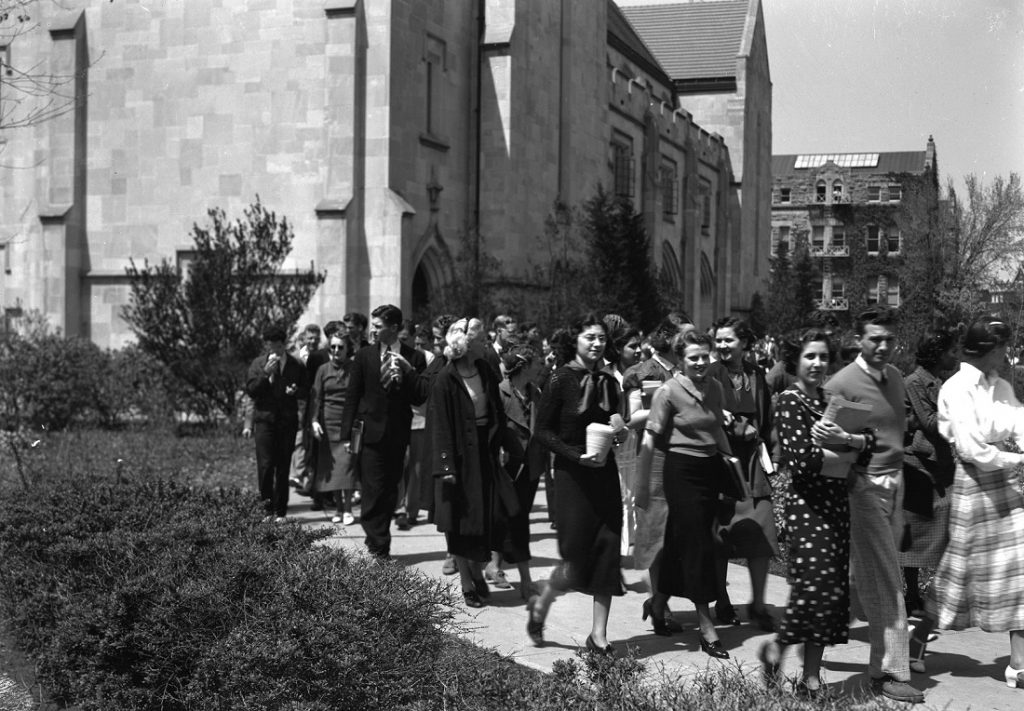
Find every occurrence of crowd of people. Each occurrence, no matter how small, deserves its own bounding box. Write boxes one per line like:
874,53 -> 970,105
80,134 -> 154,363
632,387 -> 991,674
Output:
242,304 -> 1024,704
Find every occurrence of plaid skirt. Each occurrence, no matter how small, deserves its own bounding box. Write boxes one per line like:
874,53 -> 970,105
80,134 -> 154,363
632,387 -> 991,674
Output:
899,491 -> 950,569
927,460 -> 1024,631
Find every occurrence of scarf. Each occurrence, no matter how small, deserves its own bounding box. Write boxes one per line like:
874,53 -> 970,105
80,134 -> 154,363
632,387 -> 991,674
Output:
566,359 -> 617,415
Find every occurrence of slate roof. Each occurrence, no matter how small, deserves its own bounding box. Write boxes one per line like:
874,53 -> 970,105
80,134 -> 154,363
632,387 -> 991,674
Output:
619,1 -> 748,81
772,151 -> 930,177
607,0 -> 672,86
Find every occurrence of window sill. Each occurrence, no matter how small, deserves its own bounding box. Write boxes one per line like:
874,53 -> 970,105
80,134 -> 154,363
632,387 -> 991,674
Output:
419,132 -> 450,152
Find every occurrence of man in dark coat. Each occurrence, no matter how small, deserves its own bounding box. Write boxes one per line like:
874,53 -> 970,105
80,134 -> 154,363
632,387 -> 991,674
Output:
340,304 -> 427,558
246,324 -> 310,521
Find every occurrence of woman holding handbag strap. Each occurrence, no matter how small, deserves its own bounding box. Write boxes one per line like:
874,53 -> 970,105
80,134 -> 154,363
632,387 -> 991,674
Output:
707,317 -> 780,631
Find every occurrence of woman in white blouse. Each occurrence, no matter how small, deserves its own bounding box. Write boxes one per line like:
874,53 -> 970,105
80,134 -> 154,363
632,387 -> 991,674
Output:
913,318 -> 1024,689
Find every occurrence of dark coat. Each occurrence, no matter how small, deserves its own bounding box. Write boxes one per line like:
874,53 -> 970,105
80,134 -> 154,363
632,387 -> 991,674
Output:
428,354 -> 518,535
245,352 -> 310,428
339,341 -> 427,445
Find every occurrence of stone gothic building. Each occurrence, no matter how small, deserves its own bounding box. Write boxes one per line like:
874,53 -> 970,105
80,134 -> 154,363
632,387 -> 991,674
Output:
0,0 -> 771,347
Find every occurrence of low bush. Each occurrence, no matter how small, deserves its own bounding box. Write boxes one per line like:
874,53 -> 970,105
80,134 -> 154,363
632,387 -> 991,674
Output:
0,439 -> 901,711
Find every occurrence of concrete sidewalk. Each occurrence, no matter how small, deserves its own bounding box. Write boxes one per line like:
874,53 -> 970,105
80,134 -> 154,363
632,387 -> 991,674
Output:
290,487 -> 1020,711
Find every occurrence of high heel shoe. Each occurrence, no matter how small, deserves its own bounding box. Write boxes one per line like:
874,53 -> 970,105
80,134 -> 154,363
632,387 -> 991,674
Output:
909,635 -> 927,674
1005,664 -> 1024,688
642,598 -> 653,621
699,634 -> 730,659
715,603 -> 741,626
463,590 -> 484,608
526,595 -> 545,647
585,634 -> 615,656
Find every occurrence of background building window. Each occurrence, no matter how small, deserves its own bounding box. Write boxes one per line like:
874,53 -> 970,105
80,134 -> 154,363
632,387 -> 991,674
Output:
816,180 -> 826,203
660,158 -> 678,216
611,137 -> 634,198
832,226 -> 846,248
867,279 -> 879,304
867,225 -> 880,254
888,183 -> 902,202
811,225 -> 825,251
832,180 -> 844,202
831,276 -> 846,299
867,185 -> 881,201
886,230 -> 901,255
773,225 -> 791,256
699,177 -> 712,234
779,187 -> 791,204
887,276 -> 901,306
424,35 -> 447,137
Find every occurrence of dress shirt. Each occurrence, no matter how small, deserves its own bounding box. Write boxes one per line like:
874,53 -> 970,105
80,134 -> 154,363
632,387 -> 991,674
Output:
938,361 -> 1024,471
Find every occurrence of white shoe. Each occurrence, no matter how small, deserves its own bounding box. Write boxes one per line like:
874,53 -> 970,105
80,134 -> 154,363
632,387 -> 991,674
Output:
331,515 -> 343,524
343,512 -> 355,525
274,516 -> 287,524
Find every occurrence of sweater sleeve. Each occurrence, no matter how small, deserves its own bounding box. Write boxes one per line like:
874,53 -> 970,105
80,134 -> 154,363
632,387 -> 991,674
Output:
535,369 -> 583,462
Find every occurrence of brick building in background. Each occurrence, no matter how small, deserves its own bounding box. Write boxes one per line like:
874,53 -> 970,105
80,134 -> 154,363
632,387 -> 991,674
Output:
0,0 -> 771,346
770,137 -> 939,321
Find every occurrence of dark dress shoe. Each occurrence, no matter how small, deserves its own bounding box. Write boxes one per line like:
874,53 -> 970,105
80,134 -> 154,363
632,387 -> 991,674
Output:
395,513 -> 411,530
585,634 -> 614,656
473,577 -> 491,599
643,598 -> 672,636
463,590 -> 484,608
715,604 -> 741,626
699,635 -> 730,659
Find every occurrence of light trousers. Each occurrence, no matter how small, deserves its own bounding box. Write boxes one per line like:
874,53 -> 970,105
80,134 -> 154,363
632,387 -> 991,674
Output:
848,469 -> 911,681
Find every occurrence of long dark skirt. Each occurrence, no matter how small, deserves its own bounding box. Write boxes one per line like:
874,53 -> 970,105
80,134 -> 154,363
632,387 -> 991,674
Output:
444,426 -> 498,563
552,455 -> 624,597
494,466 -> 539,564
659,451 -> 721,604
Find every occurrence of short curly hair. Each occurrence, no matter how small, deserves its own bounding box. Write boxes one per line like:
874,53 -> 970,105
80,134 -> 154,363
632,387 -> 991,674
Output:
711,316 -> 754,349
780,329 -> 836,376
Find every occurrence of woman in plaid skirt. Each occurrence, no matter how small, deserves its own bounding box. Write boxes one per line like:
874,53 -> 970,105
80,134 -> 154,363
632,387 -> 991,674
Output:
913,318 -> 1024,689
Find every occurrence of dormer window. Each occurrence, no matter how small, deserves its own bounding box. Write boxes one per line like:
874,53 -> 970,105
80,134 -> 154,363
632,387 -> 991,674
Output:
816,181 -> 827,203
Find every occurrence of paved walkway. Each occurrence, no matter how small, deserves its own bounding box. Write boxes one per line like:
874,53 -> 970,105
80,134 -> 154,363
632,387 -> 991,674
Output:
291,485 -> 1021,711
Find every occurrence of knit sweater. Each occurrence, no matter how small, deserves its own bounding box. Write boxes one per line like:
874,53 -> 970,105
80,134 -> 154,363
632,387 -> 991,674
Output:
824,361 -> 906,474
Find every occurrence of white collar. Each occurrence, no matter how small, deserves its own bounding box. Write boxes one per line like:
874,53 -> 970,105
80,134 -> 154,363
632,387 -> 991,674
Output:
855,354 -> 885,382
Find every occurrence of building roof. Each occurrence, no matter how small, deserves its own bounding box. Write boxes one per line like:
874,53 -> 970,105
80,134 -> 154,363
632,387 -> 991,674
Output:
607,0 -> 673,87
772,151 -> 930,177
619,1 -> 748,81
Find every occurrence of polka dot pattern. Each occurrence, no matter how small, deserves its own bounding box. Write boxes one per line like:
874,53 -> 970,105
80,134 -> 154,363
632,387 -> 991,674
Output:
774,388 -> 851,646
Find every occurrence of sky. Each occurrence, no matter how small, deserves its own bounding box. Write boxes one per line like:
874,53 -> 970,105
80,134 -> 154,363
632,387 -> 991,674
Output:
617,0 -> 1024,191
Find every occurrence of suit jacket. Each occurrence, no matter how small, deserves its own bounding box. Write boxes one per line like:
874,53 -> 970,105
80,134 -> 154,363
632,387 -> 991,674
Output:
245,352 -> 310,429
340,341 -> 427,445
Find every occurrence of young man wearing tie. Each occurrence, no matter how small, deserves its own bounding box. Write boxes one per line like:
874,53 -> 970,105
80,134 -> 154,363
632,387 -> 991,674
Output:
340,304 -> 427,558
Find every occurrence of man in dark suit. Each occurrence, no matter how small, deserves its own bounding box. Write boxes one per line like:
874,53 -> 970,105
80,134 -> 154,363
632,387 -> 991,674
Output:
246,324 -> 310,522
341,304 -> 427,558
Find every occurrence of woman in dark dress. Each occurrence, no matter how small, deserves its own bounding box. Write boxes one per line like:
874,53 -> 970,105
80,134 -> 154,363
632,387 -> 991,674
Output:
625,317 -> 691,633
638,330 -> 733,658
759,330 -> 874,698
526,313 -> 626,654
707,317 -> 779,630
310,332 -> 359,524
428,319 -> 517,608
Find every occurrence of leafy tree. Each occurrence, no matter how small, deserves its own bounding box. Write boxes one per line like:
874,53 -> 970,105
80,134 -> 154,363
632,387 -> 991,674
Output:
0,1 -> 88,128
578,185 -> 662,331
123,198 -> 325,418
939,173 -> 1024,320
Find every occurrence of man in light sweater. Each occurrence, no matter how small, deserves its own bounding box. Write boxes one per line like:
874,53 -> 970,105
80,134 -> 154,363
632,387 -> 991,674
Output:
821,307 -> 924,704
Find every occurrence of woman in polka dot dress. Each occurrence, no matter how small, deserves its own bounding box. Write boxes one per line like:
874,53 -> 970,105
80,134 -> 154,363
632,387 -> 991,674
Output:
758,329 -> 876,698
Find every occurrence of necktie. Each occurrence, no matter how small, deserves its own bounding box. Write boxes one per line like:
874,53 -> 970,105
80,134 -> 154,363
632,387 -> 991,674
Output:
381,346 -> 392,389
